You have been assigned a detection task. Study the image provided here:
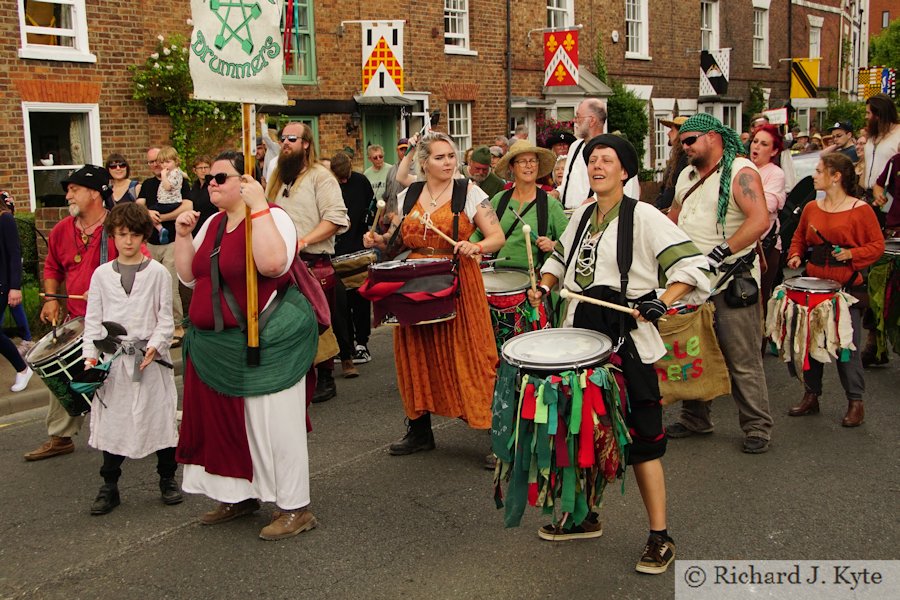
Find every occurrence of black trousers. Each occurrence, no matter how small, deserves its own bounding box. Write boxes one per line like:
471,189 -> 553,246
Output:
346,289 -> 372,347
100,447 -> 177,484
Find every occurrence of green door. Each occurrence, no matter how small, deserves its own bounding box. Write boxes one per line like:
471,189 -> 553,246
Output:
362,113 -> 398,168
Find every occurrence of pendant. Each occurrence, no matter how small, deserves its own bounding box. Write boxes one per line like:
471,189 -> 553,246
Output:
74,253 -> 82,264
81,233 -> 89,245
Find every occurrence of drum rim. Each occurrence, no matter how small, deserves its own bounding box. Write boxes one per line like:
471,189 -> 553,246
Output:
25,317 -> 85,367
501,328 -> 613,370
370,258 -> 451,270
333,249 -> 378,261
481,268 -> 532,295
783,276 -> 842,292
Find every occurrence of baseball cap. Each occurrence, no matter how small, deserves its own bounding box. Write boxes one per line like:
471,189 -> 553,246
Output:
828,121 -> 853,133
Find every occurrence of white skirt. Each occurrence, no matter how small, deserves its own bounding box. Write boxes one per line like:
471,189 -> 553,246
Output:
182,377 -> 310,510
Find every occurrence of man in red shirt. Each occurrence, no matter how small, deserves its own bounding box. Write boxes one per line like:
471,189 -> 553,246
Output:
25,165 -> 117,461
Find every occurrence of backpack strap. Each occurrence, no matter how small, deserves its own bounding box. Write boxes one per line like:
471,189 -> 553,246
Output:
450,178 -> 467,242
402,181 -> 426,216
615,196 -> 637,345
536,188 -> 549,238
560,139 -> 584,207
495,188 -> 515,224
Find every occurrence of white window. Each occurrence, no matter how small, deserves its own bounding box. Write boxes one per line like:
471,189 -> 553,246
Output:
654,113 -> 672,172
883,11 -> 890,29
752,6 -> 769,66
700,1 -> 719,52
698,102 -> 742,133
22,102 -> 102,209
444,0 -> 473,54
797,107 -> 810,134
447,102 -> 472,153
808,15 -> 823,60
625,0 -> 650,59
18,0 -> 96,63
547,0 -> 574,28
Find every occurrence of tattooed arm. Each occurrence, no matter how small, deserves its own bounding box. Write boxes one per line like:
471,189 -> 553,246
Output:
471,194 -> 505,254
725,167 -> 771,253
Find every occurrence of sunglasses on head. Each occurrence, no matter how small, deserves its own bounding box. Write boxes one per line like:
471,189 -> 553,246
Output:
280,134 -> 300,143
204,173 -> 241,185
107,162 -> 127,169
681,134 -> 702,146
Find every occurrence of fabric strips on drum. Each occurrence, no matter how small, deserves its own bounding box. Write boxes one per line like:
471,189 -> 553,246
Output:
766,285 -> 857,380
487,292 -> 548,353
491,361 -> 630,529
868,255 -> 900,361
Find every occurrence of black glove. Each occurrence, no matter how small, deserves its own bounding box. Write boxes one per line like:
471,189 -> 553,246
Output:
706,242 -> 733,271
637,298 -> 667,323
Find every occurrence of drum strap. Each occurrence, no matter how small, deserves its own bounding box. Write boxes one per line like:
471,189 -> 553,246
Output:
615,197 -> 637,345
495,188 -> 549,240
559,139 -> 585,207
99,228 -> 108,266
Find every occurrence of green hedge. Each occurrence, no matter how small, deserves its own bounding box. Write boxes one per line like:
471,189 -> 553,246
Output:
13,212 -> 42,287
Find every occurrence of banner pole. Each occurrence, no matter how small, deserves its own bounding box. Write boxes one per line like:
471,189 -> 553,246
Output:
242,102 -> 260,366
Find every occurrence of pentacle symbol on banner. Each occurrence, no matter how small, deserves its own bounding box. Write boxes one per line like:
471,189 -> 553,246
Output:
207,0 -> 272,55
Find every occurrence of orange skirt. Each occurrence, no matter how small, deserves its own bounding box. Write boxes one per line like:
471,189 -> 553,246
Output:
393,255 -> 498,429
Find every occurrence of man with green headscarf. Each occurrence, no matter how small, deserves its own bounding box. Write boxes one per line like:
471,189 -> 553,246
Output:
666,113 -> 774,454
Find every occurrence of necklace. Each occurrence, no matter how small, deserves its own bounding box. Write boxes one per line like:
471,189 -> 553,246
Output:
73,211 -> 107,263
426,180 -> 453,208
824,193 -> 850,213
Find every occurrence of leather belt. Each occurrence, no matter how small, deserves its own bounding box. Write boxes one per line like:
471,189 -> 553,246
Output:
411,247 -> 454,256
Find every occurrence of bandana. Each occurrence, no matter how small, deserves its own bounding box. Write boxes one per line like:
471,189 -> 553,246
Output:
679,113 -> 745,226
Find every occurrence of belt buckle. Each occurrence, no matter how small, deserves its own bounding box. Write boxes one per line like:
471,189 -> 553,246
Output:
422,246 -> 436,256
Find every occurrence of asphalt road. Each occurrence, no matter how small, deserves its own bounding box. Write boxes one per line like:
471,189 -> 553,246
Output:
1,326 -> 897,600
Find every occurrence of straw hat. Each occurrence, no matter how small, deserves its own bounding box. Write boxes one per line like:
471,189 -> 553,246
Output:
493,139 -> 556,180
659,116 -> 689,130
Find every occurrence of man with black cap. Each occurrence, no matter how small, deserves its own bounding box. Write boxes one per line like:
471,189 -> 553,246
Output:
467,146 -> 506,198
25,165 -> 123,461
527,134 -> 710,574
543,130 -> 576,158
666,113 -> 774,454
823,121 -> 858,162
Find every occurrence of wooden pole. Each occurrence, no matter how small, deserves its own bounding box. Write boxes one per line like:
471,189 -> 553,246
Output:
242,103 -> 260,366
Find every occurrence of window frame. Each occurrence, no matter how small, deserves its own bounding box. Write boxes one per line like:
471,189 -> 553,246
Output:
700,0 -> 719,52
808,15 -> 823,60
653,112 -> 673,173
752,7 -> 769,67
444,0 -> 476,55
624,0 -> 650,60
22,101 -> 102,210
17,0 -> 96,63
447,101 -> 472,153
547,0 -> 574,29
281,0 -> 317,84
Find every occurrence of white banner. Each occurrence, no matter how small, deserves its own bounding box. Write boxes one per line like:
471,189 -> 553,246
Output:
189,0 -> 288,105
361,21 -> 404,96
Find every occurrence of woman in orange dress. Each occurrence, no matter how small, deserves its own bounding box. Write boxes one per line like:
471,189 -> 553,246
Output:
364,132 -> 505,455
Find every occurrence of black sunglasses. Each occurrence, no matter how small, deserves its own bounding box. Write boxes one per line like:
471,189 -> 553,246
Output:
107,162 -> 127,169
681,135 -> 702,146
204,173 -> 241,185
280,135 -> 300,143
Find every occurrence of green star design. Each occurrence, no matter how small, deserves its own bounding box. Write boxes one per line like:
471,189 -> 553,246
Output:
209,0 -> 262,55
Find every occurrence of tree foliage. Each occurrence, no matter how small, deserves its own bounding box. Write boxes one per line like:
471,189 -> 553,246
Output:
606,80 -> 650,179
869,19 -> 900,70
825,93 -> 866,131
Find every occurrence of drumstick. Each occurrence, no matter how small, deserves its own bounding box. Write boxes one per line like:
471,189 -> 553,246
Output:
40,293 -> 87,301
522,224 -> 538,294
408,210 -> 477,259
369,200 -> 386,235
559,288 -> 636,315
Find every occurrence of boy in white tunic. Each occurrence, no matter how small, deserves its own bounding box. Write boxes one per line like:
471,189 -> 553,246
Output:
83,203 -> 181,515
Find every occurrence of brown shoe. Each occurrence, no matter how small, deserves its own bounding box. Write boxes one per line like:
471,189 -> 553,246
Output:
788,391 -> 820,416
341,359 -> 359,379
24,436 -> 74,461
199,499 -> 260,525
259,507 -> 317,540
841,400 -> 864,427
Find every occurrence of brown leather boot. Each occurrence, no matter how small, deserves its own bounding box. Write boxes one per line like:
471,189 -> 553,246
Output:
788,392 -> 820,417
199,499 -> 260,525
259,507 -> 317,540
341,359 -> 359,379
841,400 -> 864,427
24,436 -> 75,461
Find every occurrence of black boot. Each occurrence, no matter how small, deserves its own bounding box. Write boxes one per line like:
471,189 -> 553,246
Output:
90,483 -> 120,516
312,368 -> 337,403
159,477 -> 183,505
389,414 -> 436,456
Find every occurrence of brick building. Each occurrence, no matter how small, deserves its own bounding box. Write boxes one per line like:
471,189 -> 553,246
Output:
2,0 -> 867,225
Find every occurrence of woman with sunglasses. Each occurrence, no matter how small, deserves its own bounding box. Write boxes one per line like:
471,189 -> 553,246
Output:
105,153 -> 140,207
174,151 -> 320,541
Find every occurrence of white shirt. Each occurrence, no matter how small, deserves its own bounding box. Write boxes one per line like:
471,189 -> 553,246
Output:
557,139 -> 641,209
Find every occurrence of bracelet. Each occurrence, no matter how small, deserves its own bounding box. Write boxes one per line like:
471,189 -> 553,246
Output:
538,284 -> 551,296
299,239 -> 309,248
43,297 -> 59,303
475,243 -> 483,254
250,208 -> 271,220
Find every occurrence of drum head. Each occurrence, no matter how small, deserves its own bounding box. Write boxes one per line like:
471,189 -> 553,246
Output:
784,276 -> 841,293
26,318 -> 85,366
371,258 -> 448,271
481,269 -> 531,294
501,328 -> 612,370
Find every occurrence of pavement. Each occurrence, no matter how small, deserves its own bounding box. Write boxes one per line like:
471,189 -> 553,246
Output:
0,326 -> 898,599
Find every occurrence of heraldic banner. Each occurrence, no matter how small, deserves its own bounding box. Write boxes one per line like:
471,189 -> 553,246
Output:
544,29 -> 579,87
361,21 -> 404,97
189,0 -> 288,105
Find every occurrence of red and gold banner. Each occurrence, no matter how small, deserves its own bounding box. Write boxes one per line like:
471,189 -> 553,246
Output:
544,29 -> 579,87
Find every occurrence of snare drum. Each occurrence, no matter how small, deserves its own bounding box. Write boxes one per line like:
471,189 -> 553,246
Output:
784,276 -> 842,308
885,238 -> 900,258
492,328 -> 624,528
358,258 -> 457,326
332,249 -> 377,289
24,318 -> 92,417
482,269 -> 548,350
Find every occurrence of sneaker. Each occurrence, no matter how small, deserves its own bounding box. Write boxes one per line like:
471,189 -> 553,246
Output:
11,367 -> 33,392
742,436 -> 770,454
635,533 -> 675,574
352,345 -> 371,364
538,512 -> 603,541
17,340 -> 35,359
666,422 -> 712,439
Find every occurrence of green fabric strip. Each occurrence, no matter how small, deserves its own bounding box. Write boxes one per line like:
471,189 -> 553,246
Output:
656,240 -> 703,275
183,286 -> 317,397
534,380 -> 549,424
567,371 -> 582,435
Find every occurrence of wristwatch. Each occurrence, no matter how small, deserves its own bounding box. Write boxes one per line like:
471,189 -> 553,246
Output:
538,284 -> 551,296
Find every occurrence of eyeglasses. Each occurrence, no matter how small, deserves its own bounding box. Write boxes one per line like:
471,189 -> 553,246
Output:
107,162 -> 127,169
370,155 -> 384,160
147,159 -> 158,165
204,173 -> 241,185
514,158 -> 538,166
194,164 -> 210,170
681,135 -> 702,146
280,135 -> 300,143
